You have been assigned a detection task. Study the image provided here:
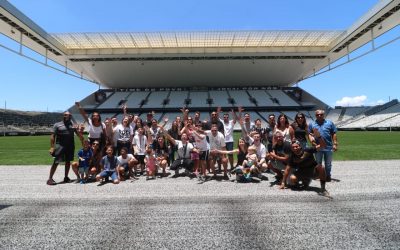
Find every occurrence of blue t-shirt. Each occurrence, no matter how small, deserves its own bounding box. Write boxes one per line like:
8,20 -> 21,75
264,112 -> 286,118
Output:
100,155 -> 118,171
308,119 -> 337,151
78,148 -> 93,168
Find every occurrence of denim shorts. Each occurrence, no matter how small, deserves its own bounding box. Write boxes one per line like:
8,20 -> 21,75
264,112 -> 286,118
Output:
225,142 -> 234,151
120,162 -> 129,172
99,170 -> 118,181
78,166 -> 89,175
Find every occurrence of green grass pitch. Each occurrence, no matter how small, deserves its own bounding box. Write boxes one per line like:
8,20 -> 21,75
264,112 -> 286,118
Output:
0,131 -> 399,165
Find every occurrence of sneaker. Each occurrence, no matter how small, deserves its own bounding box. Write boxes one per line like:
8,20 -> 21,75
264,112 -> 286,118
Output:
63,176 -> 71,183
326,176 -> 332,182
46,179 -> 56,185
80,180 -> 85,184
319,189 -> 331,197
223,174 -> 229,180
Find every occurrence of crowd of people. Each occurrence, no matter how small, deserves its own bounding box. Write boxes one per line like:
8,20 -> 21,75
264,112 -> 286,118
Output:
47,103 -> 338,196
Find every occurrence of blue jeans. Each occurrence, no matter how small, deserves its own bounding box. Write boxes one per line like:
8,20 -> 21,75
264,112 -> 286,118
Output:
315,150 -> 333,177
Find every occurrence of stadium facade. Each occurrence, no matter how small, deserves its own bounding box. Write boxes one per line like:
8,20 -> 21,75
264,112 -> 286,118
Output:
1,0 -> 400,132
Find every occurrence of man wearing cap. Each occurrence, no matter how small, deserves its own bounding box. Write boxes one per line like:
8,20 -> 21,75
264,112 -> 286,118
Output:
47,111 -> 83,185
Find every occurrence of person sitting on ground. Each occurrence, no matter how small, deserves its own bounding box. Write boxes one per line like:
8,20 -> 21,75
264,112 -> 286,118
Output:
72,139 -> 102,182
237,145 -> 258,182
117,147 -> 138,181
280,140 -> 329,197
236,115 -> 269,180
96,146 -> 120,184
215,137 -> 249,168
77,140 -> 93,184
214,137 -> 250,182
242,145 -> 258,170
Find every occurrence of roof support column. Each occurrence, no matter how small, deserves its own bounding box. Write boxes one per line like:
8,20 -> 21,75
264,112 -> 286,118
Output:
18,31 -> 23,54
371,29 -> 375,50
45,49 -> 48,65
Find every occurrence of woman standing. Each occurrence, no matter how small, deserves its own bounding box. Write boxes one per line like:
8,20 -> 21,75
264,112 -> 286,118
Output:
289,112 -> 309,149
75,102 -> 106,150
274,114 -> 291,144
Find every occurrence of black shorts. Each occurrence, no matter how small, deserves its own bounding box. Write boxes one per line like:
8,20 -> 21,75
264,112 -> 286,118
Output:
53,145 -> 74,164
117,141 -> 132,155
293,167 -> 315,180
199,150 -> 209,161
135,155 -> 145,164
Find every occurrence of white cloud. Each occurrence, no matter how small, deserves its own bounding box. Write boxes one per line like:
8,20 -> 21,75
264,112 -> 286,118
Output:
335,95 -> 367,107
369,99 -> 385,106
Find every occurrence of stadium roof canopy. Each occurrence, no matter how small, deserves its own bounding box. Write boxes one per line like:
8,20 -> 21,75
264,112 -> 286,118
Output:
0,0 -> 399,88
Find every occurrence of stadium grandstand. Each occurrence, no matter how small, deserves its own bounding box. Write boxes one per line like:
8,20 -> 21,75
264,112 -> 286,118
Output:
0,109 -> 60,135
1,0 -> 400,134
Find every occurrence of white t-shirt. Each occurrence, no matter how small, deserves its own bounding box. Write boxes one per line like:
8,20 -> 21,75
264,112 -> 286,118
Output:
113,124 -> 133,142
175,140 -> 194,159
193,133 -> 210,152
205,131 -> 226,150
149,126 -> 162,141
88,119 -> 105,139
248,137 -> 267,159
133,134 -> 147,155
220,119 -> 235,143
117,154 -> 135,165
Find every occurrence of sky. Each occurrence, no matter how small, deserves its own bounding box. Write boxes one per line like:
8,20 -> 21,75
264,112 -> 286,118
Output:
1,0 -> 399,112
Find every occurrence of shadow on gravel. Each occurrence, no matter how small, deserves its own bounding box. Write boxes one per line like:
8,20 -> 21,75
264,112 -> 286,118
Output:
0,204 -> 12,211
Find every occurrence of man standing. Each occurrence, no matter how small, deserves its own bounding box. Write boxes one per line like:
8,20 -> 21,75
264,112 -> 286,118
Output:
308,109 -> 338,182
265,114 -> 276,152
217,108 -> 236,170
206,124 -> 229,179
206,111 -> 225,135
48,111 -> 82,185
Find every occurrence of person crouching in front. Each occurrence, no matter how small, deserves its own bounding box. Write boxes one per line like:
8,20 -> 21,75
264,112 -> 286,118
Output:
96,146 -> 120,184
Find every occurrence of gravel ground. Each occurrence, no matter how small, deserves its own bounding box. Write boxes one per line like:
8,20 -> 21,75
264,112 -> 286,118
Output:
0,160 -> 400,249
